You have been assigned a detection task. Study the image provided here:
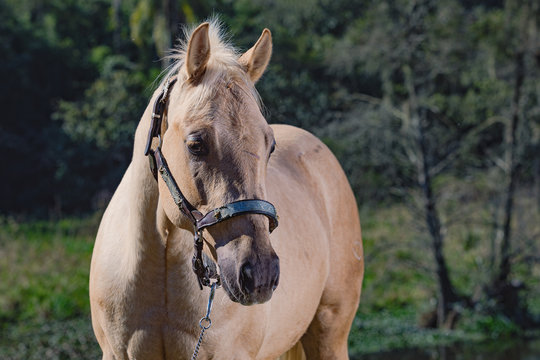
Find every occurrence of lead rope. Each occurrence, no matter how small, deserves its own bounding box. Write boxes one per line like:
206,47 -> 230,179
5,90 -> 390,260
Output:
191,282 -> 218,360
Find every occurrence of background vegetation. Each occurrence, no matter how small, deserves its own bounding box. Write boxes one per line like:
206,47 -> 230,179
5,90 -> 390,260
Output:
1,0 -> 540,357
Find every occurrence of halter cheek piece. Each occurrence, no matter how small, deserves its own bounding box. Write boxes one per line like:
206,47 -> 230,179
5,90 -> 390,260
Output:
144,77 -> 279,290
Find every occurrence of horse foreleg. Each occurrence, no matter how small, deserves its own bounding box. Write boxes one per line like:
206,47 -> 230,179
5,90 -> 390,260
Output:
91,308 -> 118,360
299,298 -> 358,360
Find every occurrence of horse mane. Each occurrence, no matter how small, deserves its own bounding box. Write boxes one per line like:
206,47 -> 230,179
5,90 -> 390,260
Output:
160,18 -> 262,113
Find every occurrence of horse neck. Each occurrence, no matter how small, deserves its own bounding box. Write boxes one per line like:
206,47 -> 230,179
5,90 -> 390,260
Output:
116,92 -> 166,275
121,92 -> 193,277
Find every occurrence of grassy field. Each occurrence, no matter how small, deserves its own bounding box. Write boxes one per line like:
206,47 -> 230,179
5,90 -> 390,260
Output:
0,198 -> 539,358
0,215 -> 101,359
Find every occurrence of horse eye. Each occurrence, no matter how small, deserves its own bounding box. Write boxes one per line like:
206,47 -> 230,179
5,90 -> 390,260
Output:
186,135 -> 207,155
270,140 -> 276,155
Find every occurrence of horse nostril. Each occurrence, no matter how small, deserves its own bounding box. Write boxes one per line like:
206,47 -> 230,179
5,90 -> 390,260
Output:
239,256 -> 280,296
239,262 -> 254,292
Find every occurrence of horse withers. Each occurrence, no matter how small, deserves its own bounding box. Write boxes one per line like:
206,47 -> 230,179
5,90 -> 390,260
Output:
89,20 -> 364,359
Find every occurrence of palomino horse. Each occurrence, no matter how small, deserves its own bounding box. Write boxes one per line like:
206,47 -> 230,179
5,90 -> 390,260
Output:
90,20 -> 363,359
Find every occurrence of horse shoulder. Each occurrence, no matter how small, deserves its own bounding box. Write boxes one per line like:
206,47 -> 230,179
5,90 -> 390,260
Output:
270,122 -> 363,297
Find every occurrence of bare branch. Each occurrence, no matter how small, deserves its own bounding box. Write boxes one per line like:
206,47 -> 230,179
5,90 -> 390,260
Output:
351,93 -> 408,121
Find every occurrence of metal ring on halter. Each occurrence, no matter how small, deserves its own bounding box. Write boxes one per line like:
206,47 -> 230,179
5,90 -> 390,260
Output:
199,317 -> 211,330
157,134 -> 163,148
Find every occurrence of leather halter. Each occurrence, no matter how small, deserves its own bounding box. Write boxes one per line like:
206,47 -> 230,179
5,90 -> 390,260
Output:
144,77 -> 279,290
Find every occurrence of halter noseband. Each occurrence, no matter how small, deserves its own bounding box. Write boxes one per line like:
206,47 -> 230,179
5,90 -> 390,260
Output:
144,77 -> 279,290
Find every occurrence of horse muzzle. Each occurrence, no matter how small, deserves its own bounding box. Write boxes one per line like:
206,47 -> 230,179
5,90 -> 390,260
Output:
218,247 -> 280,305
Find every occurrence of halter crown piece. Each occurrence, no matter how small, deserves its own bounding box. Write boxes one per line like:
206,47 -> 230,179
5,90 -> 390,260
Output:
144,76 -> 279,290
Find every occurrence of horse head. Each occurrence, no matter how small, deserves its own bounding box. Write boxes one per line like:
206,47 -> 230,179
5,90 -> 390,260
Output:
156,22 -> 279,305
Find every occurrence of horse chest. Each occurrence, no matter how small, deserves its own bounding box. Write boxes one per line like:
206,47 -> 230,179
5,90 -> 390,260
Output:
96,265 -> 205,358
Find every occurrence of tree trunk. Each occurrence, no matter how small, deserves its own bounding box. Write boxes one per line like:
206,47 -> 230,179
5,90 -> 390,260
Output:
483,50 -> 529,327
158,0 -> 183,69
404,65 -> 460,326
417,114 -> 460,326
167,0 -> 180,43
496,51 -> 524,286
111,0 -> 122,51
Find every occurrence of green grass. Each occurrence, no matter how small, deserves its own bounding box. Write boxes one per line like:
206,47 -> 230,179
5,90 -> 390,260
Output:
348,307 -> 477,355
0,317 -> 100,360
0,216 -> 98,323
358,205 -> 436,313
347,306 -> 540,357
0,215 -> 100,359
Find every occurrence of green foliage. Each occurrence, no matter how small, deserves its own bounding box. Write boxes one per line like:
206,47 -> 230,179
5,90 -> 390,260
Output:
130,0 -> 155,48
3,0 -> 538,215
348,308 -> 473,355
57,56 -> 148,150
0,0 -> 117,214
52,57 -> 159,211
459,311 -> 523,339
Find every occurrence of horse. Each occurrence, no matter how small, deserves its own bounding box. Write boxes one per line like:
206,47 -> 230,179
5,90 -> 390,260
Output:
89,20 -> 364,360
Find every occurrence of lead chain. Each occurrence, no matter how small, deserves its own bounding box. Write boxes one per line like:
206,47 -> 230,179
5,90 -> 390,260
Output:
191,282 -> 218,360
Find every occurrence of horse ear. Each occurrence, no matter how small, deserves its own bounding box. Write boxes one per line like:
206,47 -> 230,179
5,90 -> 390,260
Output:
186,23 -> 210,82
239,28 -> 272,83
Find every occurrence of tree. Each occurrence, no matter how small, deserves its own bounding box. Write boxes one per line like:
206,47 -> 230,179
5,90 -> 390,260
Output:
474,0 -> 540,324
322,0 -> 540,327
326,0 -> 478,326
53,56 -> 155,210
0,0 -> 111,215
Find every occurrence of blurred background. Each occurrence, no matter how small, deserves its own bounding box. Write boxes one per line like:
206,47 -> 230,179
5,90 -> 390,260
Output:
1,0 -> 539,358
